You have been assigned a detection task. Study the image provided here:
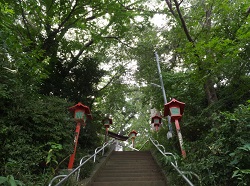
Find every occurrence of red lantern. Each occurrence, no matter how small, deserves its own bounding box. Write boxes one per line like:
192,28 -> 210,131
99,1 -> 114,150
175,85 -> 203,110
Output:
164,98 -> 186,158
69,102 -> 93,125
102,117 -> 113,133
151,114 -> 162,132
164,98 -> 185,121
68,102 -> 92,169
129,130 -> 138,148
129,130 -> 138,138
102,117 -> 112,142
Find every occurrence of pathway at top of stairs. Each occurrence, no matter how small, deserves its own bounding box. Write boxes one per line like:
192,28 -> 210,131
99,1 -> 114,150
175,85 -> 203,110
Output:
88,151 -> 167,186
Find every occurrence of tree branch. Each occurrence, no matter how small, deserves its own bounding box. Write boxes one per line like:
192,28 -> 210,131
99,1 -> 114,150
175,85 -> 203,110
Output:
165,0 -> 177,17
18,0 -> 33,41
246,6 -> 250,16
57,0 -> 78,32
178,0 -> 184,6
103,36 -> 135,49
73,39 -> 94,60
118,2 -> 167,15
98,68 -> 124,92
173,0 -> 194,43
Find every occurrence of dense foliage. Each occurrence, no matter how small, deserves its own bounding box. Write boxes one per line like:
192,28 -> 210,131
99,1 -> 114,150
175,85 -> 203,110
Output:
129,0 -> 250,185
1,0 -> 249,185
187,102 -> 250,185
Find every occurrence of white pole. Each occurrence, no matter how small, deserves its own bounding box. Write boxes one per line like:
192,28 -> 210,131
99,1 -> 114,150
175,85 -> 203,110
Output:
154,52 -> 173,138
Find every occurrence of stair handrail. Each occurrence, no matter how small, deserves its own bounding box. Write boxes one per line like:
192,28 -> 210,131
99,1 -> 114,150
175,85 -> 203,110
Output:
76,141 -> 110,181
48,139 -> 115,186
149,137 -> 178,166
76,155 -> 91,181
126,144 -> 139,151
141,137 -> 197,186
138,139 -> 150,151
118,137 -> 198,185
48,175 -> 67,186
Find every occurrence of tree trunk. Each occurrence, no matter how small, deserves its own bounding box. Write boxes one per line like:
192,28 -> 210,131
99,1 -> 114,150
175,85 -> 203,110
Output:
203,6 -> 218,105
204,78 -> 218,105
166,0 -> 218,105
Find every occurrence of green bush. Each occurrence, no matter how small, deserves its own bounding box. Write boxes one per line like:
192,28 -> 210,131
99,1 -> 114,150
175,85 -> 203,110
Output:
0,94 -> 75,185
186,101 -> 250,186
0,175 -> 24,186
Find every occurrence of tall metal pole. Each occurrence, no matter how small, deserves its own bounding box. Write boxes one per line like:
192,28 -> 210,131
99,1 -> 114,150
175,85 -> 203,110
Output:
155,52 -> 173,138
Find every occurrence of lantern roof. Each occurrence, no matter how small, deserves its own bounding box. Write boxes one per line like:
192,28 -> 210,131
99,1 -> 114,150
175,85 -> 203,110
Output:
102,117 -> 113,124
164,98 -> 185,117
151,113 -> 162,123
69,102 -> 93,119
108,131 -> 129,141
129,130 -> 138,136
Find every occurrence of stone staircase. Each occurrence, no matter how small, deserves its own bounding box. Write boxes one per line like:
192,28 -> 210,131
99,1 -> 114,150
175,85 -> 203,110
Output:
88,151 -> 167,186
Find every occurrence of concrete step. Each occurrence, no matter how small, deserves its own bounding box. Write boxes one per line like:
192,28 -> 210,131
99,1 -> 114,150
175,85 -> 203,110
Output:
111,152 -> 152,155
95,176 -> 164,182
110,155 -> 152,158
97,168 -> 160,174
107,160 -> 155,163
108,158 -> 154,162
87,151 -> 167,186
104,161 -> 159,166
91,180 -> 166,186
98,172 -> 161,177
109,156 -> 154,160
104,164 -> 159,168
112,151 -> 150,154
109,156 -> 153,160
111,152 -> 152,157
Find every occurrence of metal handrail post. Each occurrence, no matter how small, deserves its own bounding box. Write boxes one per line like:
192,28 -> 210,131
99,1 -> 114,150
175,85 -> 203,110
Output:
149,137 -> 178,166
77,155 -> 91,181
102,141 -> 108,156
48,175 -> 67,186
171,162 -> 194,186
94,147 -> 102,163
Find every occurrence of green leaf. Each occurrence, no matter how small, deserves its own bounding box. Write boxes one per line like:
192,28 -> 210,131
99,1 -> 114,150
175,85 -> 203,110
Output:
8,175 -> 17,186
241,169 -> 250,174
0,176 -> 8,184
232,170 -> 240,178
238,144 -> 250,152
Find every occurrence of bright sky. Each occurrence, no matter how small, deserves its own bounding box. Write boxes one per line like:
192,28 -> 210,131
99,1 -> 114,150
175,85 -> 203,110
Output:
150,14 -> 168,28
98,1 -> 171,89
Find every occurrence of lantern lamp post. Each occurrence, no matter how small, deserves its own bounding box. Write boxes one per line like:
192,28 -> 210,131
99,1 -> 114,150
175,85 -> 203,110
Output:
102,117 -> 112,142
151,113 -> 162,132
129,130 -> 138,148
164,98 -> 186,158
68,102 -> 92,169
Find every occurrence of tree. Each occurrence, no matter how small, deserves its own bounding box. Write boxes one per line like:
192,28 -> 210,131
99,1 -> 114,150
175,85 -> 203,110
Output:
1,0 -> 249,185
162,0 -> 250,106
124,1 -> 250,185
2,0 -> 154,103
0,0 -> 157,184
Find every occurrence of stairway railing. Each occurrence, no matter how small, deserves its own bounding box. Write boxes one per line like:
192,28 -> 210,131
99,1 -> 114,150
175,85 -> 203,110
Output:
138,137 -> 200,186
48,139 -> 115,186
126,144 -> 139,151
